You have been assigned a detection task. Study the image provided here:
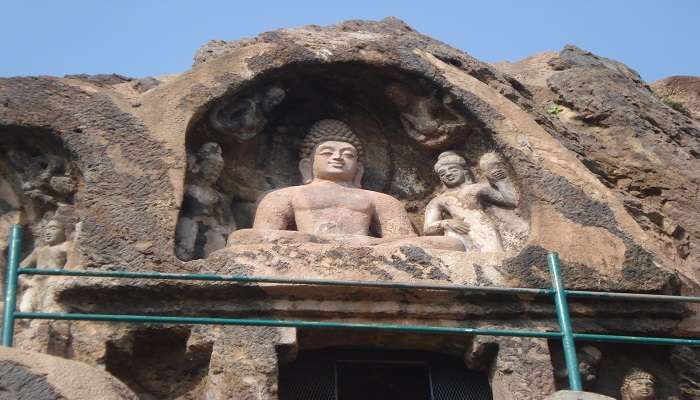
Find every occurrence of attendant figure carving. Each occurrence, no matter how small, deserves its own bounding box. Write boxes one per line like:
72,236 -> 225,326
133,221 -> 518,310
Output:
175,142 -> 235,260
228,119 -> 463,251
19,219 -> 73,312
423,151 -> 517,252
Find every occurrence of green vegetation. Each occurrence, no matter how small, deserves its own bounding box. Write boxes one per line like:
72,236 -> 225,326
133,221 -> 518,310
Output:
547,104 -> 565,115
662,98 -> 689,115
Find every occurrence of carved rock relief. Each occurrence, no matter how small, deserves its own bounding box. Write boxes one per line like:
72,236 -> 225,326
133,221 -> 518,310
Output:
174,63 -> 530,262
0,127 -> 80,307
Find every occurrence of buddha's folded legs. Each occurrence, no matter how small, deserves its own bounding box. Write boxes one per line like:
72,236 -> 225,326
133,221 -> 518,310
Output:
227,229 -> 464,251
372,235 -> 465,251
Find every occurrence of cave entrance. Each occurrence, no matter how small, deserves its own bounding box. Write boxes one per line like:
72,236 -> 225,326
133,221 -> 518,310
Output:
279,349 -> 492,400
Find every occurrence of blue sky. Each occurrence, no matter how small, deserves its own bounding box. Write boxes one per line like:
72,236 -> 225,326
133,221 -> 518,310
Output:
1,1 -> 698,82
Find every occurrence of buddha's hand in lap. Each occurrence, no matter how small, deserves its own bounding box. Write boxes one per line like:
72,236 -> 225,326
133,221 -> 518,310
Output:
426,219 -> 470,235
441,219 -> 470,235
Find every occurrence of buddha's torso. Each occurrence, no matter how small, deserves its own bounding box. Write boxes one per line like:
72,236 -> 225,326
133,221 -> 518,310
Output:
290,182 -> 374,236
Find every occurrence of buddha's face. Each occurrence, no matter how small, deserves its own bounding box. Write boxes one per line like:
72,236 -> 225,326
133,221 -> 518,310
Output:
436,164 -> 470,187
44,221 -> 65,245
312,141 -> 359,183
625,378 -> 655,400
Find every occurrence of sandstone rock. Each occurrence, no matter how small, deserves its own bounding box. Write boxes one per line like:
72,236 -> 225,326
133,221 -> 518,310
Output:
0,346 -> 137,400
493,45 -> 700,286
63,73 -> 133,87
651,75 -> 700,120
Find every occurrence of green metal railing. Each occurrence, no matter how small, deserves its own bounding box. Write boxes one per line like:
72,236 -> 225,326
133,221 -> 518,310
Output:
3,224 -> 700,392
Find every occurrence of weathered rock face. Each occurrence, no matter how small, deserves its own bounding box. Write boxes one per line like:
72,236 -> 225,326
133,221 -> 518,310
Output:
651,76 -> 700,121
0,17 -> 697,400
494,46 -> 700,287
0,346 -> 138,400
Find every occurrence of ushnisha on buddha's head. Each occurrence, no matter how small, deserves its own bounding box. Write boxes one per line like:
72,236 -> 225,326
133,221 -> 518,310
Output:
434,151 -> 473,187
298,119 -> 365,187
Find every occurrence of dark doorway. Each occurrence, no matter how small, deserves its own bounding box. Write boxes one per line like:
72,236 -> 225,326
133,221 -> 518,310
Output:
336,361 -> 431,400
279,349 -> 492,400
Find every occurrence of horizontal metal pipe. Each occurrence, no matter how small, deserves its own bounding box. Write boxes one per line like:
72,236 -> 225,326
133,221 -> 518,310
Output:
574,333 -> 700,346
21,268 -> 700,304
18,268 -> 553,296
15,312 -> 700,347
566,290 -> 700,303
14,312 -> 563,339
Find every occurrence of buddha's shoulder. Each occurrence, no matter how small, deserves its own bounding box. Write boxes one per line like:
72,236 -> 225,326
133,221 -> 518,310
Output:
257,186 -> 301,202
362,189 -> 403,205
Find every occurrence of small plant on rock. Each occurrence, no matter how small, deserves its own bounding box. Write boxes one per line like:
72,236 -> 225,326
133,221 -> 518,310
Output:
662,98 -> 689,115
547,104 -> 565,115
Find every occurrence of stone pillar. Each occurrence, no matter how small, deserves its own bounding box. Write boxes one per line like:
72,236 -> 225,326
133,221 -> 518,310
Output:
468,336 -> 556,400
204,326 -> 297,400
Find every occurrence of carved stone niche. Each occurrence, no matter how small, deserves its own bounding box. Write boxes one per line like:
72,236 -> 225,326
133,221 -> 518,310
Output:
549,341 -> 683,399
176,62 -> 530,285
0,125 -> 81,302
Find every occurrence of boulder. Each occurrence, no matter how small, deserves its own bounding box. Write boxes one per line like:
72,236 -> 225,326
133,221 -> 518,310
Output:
0,346 -> 137,400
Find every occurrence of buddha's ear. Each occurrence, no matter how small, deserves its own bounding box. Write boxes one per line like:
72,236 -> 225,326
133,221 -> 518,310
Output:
353,163 -> 364,188
299,158 -> 313,184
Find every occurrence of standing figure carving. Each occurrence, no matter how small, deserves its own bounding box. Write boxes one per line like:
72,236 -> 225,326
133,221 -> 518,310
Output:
620,368 -> 656,400
555,345 -> 603,390
19,219 -> 73,312
424,151 -> 517,252
175,142 -> 235,261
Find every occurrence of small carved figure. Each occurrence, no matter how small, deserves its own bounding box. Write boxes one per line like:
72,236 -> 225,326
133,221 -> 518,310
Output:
385,82 -> 468,149
228,119 -> 463,250
175,142 -> 235,260
423,151 -> 517,252
209,85 -> 286,142
556,345 -> 603,389
620,368 -> 656,400
7,150 -> 76,207
19,219 -> 73,312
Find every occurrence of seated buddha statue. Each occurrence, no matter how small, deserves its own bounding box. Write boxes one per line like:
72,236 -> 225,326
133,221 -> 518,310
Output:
227,119 -> 463,251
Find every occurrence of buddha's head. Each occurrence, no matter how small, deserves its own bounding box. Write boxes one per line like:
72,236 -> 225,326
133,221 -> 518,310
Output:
435,151 -> 472,187
621,369 -> 655,400
44,219 -> 66,245
299,120 -> 365,186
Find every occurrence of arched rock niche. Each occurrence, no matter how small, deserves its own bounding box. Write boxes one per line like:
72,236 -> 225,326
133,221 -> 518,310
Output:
0,126 -> 82,282
175,62 -> 529,261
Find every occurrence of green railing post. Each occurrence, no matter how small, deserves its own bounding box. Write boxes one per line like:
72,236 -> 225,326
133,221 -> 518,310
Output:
2,224 -> 22,347
547,251 -> 582,391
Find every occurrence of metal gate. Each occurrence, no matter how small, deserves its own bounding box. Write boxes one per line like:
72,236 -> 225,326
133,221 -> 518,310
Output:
278,350 -> 492,400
